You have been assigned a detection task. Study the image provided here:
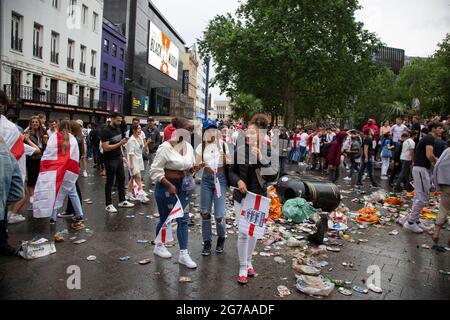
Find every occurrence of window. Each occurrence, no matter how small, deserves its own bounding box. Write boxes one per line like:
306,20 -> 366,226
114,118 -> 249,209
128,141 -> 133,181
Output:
90,50 -> 96,76
33,23 -> 43,58
112,43 -> 117,57
69,0 -> 76,16
52,0 -> 59,9
119,70 -> 123,84
11,13 -> 23,52
111,66 -> 116,83
50,32 -> 59,64
82,5 -> 88,25
120,48 -> 124,61
92,12 -> 98,32
67,39 -> 75,69
67,83 -> 73,95
79,45 -> 86,73
118,95 -> 122,111
111,93 -> 115,110
102,91 -> 107,102
103,39 -> 109,53
103,63 -> 108,80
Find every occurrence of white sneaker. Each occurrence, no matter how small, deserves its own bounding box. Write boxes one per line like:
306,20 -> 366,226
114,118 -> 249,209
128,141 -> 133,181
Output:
153,244 -> 172,258
126,192 -> 136,201
403,221 -> 423,233
105,205 -> 118,213
83,170 -> 88,177
29,196 -> 34,204
416,221 -> 433,231
7,212 -> 26,224
118,201 -> 135,208
178,253 -> 197,269
396,215 -> 408,225
140,196 -> 150,204
343,177 -> 351,181
381,176 -> 388,180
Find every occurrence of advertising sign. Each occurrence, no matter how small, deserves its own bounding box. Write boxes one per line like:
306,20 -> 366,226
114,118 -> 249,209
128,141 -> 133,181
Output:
148,21 -> 179,80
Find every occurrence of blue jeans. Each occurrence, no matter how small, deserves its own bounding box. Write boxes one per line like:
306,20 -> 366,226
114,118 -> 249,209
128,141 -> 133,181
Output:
154,178 -> 189,250
200,172 -> 227,242
356,158 -> 377,185
52,184 -> 83,220
299,146 -> 307,162
347,158 -> 359,178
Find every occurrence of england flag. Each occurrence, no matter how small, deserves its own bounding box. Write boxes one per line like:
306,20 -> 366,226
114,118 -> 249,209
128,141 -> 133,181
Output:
155,197 -> 184,244
238,192 -> 271,239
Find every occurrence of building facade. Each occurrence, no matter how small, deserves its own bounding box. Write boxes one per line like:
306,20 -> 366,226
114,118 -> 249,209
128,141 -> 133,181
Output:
0,0 -> 106,125
195,56 -> 207,124
374,46 -> 405,75
181,45 -> 198,122
103,0 -> 186,125
215,99 -> 233,122
100,17 -> 126,114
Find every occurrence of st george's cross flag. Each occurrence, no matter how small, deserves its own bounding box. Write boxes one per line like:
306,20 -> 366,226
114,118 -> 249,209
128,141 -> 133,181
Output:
33,132 -> 80,218
238,192 -> 271,239
155,196 -> 184,244
0,115 -> 29,182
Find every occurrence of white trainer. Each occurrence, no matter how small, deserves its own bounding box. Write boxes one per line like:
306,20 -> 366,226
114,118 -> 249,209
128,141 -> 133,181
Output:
126,192 -> 136,201
153,244 -> 172,258
178,253 -> 197,269
343,177 -> 351,181
118,201 -> 135,208
403,221 -> 423,233
83,170 -> 88,177
105,205 -> 118,213
140,196 -> 150,204
8,212 -> 26,224
416,221 -> 433,231
396,215 -> 408,225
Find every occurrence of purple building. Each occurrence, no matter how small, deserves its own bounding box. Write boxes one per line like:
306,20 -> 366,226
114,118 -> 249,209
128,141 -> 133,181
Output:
100,18 -> 126,113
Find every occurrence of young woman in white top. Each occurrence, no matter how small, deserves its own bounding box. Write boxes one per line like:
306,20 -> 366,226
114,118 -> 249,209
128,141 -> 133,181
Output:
149,117 -> 203,269
126,124 -> 150,203
195,120 -> 230,256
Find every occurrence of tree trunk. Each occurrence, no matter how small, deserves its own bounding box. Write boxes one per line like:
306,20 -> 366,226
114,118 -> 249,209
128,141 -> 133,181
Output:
284,80 -> 295,129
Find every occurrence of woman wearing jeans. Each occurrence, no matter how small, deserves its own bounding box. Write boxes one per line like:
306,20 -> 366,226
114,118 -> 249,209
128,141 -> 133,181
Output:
150,117 -> 202,269
380,132 -> 394,179
195,120 -> 229,256
228,114 -> 278,284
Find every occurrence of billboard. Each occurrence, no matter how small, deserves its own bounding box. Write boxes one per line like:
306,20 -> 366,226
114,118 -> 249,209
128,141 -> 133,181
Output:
148,21 -> 179,81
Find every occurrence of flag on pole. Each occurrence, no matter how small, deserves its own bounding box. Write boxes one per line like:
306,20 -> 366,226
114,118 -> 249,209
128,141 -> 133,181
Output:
33,132 -> 80,218
155,196 -> 184,244
238,192 -> 271,239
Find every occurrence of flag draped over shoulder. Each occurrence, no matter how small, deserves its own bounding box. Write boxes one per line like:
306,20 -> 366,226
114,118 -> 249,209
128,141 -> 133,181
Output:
33,132 -> 80,218
0,115 -> 26,181
155,197 -> 184,244
238,192 -> 271,239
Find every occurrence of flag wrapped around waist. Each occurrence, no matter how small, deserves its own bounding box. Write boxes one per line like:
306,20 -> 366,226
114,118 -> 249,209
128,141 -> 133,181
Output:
155,196 -> 184,244
0,115 -> 26,181
238,192 -> 271,239
33,132 -> 80,218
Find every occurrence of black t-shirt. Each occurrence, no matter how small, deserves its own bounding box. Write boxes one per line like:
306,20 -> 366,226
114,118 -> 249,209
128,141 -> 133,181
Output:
101,125 -> 123,160
414,135 -> 435,169
362,136 -> 374,158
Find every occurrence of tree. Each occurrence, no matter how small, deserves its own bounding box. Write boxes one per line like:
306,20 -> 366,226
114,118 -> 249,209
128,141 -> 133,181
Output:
230,93 -> 263,122
198,0 -> 381,128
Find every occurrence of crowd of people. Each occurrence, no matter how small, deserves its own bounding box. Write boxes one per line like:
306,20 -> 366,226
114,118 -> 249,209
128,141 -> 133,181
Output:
1,87 -> 449,284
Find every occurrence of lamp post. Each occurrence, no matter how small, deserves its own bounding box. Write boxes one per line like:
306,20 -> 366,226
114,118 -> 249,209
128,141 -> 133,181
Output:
204,57 -> 210,121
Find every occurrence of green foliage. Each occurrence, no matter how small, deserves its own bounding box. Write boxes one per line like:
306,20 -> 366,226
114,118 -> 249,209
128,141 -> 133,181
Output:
230,93 -> 264,122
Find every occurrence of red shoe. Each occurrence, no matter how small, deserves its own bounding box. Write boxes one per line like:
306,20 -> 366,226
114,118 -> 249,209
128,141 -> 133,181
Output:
237,276 -> 248,284
247,268 -> 256,277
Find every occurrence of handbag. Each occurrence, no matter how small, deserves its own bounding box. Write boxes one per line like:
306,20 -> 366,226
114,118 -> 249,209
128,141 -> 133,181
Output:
182,174 -> 196,191
381,140 -> 392,158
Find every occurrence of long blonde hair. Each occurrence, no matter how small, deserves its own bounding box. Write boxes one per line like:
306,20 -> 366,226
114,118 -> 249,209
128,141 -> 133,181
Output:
58,120 -> 71,155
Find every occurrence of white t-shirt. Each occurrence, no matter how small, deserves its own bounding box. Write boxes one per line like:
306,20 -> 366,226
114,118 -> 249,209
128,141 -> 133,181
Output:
326,133 -> 335,143
392,124 -> 407,143
299,132 -> 309,147
312,135 -> 321,153
400,138 -> 415,161
195,141 -> 229,170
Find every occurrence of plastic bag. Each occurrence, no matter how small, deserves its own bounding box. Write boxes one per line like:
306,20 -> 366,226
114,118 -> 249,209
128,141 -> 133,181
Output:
296,275 -> 335,297
182,174 -> 196,191
282,197 -> 317,223
18,237 -> 56,260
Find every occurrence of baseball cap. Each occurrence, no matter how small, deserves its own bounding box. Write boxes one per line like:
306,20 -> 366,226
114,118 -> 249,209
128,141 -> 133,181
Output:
203,119 -> 218,130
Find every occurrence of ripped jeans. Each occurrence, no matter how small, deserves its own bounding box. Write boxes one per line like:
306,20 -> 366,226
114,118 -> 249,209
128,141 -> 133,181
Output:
200,172 -> 227,242
154,178 -> 190,250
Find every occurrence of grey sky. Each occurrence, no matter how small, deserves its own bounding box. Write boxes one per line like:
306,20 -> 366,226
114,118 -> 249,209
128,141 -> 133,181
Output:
151,0 -> 450,99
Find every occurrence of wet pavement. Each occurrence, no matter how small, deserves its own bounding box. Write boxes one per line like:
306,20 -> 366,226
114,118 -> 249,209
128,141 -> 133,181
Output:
0,162 -> 449,300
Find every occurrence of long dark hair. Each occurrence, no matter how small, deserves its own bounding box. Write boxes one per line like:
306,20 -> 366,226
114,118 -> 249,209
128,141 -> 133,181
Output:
70,120 -> 86,157
58,120 -> 71,155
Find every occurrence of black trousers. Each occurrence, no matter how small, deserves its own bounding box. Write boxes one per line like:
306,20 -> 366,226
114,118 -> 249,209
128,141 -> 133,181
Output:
0,219 -> 8,245
105,158 -> 125,206
66,181 -> 82,214
389,162 -> 402,184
